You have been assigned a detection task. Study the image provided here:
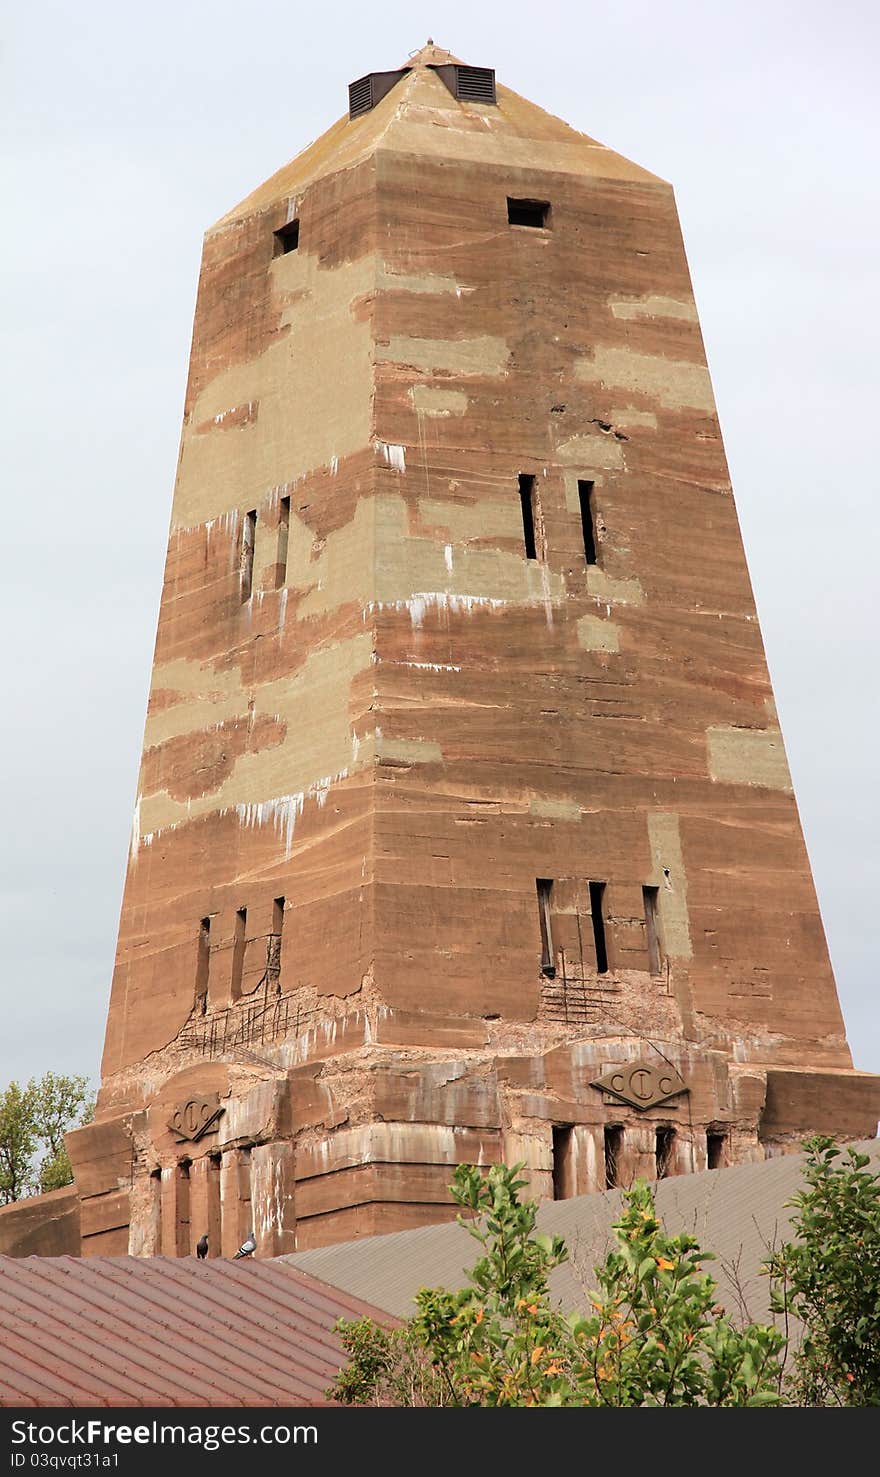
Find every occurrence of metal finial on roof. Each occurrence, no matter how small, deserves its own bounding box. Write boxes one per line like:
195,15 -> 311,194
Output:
427,37 -> 434,44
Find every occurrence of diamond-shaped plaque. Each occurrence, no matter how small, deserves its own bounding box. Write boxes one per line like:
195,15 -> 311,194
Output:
591,1061 -> 688,1112
168,1093 -> 225,1143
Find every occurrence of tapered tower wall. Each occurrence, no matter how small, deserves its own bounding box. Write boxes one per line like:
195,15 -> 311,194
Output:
41,51 -> 877,1260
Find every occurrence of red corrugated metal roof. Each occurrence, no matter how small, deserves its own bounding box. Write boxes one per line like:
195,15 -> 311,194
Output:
0,1256 -> 391,1407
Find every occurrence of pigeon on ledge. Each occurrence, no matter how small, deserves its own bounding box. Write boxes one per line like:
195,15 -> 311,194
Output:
233,1233 -> 256,1259
196,1234 -> 208,1260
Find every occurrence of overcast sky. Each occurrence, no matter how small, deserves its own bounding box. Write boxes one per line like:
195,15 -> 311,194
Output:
2,1 -> 878,1094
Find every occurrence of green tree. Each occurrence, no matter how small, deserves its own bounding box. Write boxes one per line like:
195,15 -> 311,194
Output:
329,1162 -> 784,1407
0,1072 -> 94,1202
31,1072 -> 93,1194
766,1136 -> 880,1406
0,1081 -> 38,1205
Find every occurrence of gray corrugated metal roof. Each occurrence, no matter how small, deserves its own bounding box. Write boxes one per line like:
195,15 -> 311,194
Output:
284,1139 -> 880,1324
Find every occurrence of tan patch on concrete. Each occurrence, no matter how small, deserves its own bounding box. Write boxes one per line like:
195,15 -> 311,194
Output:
555,432 -> 625,471
647,813 -> 693,960
707,727 -> 793,793
409,386 -> 469,417
377,335 -> 510,377
417,495 -> 519,543
173,253 -> 375,530
142,713 -> 286,803
577,614 -> 620,652
586,567 -> 644,607
296,497 -> 375,618
610,295 -> 698,322
611,407 -> 658,430
576,346 -> 715,412
144,660 -> 246,748
136,632 -> 372,840
379,265 -> 462,295
528,798 -> 581,821
373,496 -> 563,608
378,737 -> 444,765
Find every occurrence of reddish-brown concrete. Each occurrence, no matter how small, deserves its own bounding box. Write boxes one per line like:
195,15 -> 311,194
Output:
0,1189 -> 80,1258
51,45 -> 878,1258
0,1255 -> 393,1405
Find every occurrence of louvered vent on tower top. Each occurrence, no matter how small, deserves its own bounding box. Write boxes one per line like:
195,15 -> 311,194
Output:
348,69 -> 410,119
432,64 -> 497,104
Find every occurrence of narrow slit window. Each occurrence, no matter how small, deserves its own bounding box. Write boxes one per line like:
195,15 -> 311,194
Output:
643,885 -> 662,976
276,496 -> 290,589
507,197 -> 551,229
656,1127 -> 675,1180
240,511 -> 257,602
196,917 -> 211,1014
605,1125 -> 623,1189
175,1159 -> 191,1258
707,1131 -> 727,1170
204,1152 -> 222,1259
270,896 -> 284,994
536,878 -> 555,977
231,906 -> 247,1000
578,479 -> 598,565
552,1125 -> 575,1201
589,880 -> 609,974
519,473 -> 538,560
273,219 -> 299,256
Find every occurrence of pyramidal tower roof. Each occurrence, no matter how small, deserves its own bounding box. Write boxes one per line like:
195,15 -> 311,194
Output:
216,41 -> 661,228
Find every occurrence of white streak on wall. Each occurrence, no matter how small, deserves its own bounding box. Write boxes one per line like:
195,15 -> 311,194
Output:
366,593 -> 508,628
407,662 -> 462,673
234,768 -> 349,857
376,441 -> 406,473
129,797 -> 142,861
132,770 -> 349,861
212,401 -> 255,426
444,543 -> 454,573
540,563 -> 555,629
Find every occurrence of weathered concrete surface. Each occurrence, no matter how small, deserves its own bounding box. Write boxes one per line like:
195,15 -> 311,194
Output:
0,1189 -> 81,1258
50,44 -> 878,1258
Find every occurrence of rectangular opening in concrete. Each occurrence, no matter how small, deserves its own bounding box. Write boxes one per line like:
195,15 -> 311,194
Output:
536,878 -> 555,977
519,473 -> 538,560
175,1159 -> 191,1258
206,1153 -> 222,1258
604,1125 -> 623,1188
231,907 -> 247,1001
707,1131 -> 727,1170
578,479 -> 598,565
643,885 -> 662,975
507,197 -> 551,229
196,917 -> 211,1015
656,1127 -> 675,1180
273,219 -> 299,255
589,880 -> 609,973
270,897 -> 285,993
276,497 -> 290,588
240,511 -> 257,602
552,1125 -> 575,1200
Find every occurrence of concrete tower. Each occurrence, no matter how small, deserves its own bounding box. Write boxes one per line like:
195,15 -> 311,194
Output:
66,44 -> 879,1256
